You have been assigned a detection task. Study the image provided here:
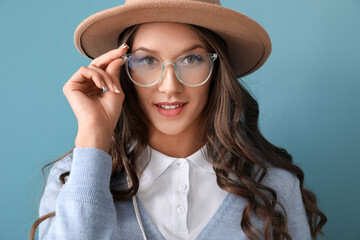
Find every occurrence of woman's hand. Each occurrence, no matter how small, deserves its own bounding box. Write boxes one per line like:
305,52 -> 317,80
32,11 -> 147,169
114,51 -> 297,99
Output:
63,44 -> 130,153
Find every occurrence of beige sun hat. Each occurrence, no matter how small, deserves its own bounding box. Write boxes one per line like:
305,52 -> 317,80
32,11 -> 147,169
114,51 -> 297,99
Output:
74,0 -> 272,78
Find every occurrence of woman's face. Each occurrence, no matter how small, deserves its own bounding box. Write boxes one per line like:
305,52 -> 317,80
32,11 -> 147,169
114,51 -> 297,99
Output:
130,22 -> 212,137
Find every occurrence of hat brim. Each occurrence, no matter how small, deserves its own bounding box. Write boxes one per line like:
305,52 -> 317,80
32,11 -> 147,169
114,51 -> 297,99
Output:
74,1 -> 272,78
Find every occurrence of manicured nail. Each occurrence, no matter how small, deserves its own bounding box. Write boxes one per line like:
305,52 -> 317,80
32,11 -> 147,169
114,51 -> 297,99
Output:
102,86 -> 108,92
113,84 -> 121,93
119,43 -> 129,49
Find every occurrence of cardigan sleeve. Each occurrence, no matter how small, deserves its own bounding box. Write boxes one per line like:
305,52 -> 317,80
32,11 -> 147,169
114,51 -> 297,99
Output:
38,147 -> 116,240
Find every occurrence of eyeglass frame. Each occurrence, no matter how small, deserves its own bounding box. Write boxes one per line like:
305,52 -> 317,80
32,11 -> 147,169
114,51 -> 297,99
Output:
120,52 -> 218,87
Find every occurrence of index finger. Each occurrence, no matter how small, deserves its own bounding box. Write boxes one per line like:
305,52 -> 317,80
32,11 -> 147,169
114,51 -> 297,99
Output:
90,43 -> 130,68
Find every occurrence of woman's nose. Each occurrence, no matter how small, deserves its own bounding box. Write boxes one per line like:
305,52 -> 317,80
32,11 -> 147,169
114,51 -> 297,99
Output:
158,63 -> 183,94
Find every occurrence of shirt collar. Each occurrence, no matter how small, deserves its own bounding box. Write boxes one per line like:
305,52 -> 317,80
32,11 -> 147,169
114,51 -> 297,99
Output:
186,144 -> 214,173
137,144 -> 214,183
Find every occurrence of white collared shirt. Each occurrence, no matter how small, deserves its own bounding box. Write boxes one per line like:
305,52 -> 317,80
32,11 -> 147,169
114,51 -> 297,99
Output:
136,144 -> 228,240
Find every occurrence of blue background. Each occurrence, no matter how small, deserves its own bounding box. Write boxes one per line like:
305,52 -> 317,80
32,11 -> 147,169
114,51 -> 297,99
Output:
0,0 -> 359,239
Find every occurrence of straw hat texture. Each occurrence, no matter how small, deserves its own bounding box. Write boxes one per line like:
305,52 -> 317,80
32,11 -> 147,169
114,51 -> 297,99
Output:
74,0 -> 272,78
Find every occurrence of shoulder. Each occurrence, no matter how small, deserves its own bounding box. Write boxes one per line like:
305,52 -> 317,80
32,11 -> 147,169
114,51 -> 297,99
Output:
263,166 -> 299,188
261,166 -> 300,210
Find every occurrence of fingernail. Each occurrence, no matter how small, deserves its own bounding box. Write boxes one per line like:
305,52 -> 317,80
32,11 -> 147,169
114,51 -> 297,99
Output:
102,86 -> 108,92
113,84 -> 121,93
119,43 -> 129,49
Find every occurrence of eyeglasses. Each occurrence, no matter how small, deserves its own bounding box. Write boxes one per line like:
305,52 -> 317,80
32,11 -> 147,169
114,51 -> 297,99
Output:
121,52 -> 218,87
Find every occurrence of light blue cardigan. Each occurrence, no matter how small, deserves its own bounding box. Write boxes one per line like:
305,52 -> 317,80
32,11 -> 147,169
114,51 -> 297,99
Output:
38,147 -> 311,240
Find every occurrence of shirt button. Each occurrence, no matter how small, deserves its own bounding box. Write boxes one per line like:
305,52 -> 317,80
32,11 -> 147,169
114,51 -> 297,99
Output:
179,163 -> 187,169
177,206 -> 185,214
178,184 -> 187,191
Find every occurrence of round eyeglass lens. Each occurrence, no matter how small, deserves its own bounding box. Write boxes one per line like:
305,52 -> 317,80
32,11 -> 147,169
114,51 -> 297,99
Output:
127,53 -> 163,86
176,53 -> 213,86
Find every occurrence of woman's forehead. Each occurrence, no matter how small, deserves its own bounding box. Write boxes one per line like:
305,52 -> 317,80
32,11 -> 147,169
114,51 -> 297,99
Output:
131,22 -> 206,50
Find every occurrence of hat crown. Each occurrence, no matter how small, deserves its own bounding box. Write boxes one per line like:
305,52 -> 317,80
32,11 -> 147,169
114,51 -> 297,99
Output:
125,0 -> 221,6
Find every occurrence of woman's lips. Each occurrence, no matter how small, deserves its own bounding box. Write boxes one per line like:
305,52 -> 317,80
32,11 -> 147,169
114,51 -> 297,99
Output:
155,103 -> 187,117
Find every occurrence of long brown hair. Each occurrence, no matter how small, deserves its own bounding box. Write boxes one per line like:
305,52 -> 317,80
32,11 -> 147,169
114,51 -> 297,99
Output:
30,23 -> 327,240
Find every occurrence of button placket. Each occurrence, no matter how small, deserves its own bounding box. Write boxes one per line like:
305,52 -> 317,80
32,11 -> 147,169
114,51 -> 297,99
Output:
171,158 -> 190,233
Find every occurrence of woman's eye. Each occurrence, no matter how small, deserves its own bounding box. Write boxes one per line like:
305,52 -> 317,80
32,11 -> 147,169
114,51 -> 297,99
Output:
132,54 -> 158,65
141,56 -> 156,65
183,54 -> 201,64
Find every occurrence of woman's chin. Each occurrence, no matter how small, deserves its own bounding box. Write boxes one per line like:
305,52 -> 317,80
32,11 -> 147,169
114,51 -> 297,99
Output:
158,127 -> 186,136
150,122 -> 189,136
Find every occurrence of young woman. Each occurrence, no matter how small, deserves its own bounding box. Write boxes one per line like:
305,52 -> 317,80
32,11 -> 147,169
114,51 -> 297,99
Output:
30,0 -> 327,239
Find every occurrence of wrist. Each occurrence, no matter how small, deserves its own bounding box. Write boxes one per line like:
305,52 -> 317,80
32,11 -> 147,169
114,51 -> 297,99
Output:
75,128 -> 112,153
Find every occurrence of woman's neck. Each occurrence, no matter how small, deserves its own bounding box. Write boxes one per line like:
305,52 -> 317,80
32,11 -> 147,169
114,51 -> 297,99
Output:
148,123 -> 206,158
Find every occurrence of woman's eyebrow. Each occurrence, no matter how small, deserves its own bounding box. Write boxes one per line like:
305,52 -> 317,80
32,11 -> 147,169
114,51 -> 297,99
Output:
133,44 -> 205,53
